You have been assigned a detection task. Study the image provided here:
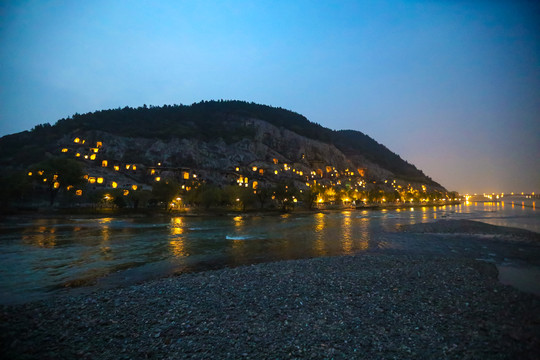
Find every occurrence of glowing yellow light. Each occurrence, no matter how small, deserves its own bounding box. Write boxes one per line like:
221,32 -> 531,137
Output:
274,170 -> 278,175
73,137 -> 80,143
114,166 -> 120,171
28,172 -> 32,176
89,154 -> 96,160
76,189 -> 82,196
61,148 -> 68,153
53,182 -> 60,189
132,185 -> 137,190
126,164 -> 131,170
97,177 -> 104,184
92,148 -> 99,153
132,165 -> 137,170
88,177 -> 96,184
252,166 -> 257,172
43,178 -> 47,182
112,181 -> 117,188
67,185 -> 73,190
155,177 -> 161,182
235,167 -> 240,172
123,190 -> 129,196
102,160 -> 108,167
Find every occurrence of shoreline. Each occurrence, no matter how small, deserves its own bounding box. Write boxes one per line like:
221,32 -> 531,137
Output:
0,201 -> 463,220
1,252 -> 539,359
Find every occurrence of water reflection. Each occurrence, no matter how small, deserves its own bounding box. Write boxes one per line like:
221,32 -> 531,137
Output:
22,225 -> 57,248
170,217 -> 184,236
357,218 -> 369,251
169,217 -> 188,257
314,212 -> 326,255
2,202 -> 539,304
341,211 -> 353,254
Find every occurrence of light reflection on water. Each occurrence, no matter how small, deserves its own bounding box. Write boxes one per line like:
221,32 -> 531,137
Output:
0,201 -> 538,303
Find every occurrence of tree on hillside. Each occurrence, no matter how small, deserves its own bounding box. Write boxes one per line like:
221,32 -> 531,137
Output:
28,157 -> 84,205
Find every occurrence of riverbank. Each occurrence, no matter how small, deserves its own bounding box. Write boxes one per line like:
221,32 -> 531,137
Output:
0,201 -> 462,219
1,253 -> 539,359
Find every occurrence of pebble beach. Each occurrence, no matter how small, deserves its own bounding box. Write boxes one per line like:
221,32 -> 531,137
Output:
2,253 -> 539,359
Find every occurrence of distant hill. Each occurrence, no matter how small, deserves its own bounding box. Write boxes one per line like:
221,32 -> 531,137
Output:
0,100 -> 441,187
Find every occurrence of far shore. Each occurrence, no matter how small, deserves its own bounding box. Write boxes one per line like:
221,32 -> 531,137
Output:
0,201 -> 462,220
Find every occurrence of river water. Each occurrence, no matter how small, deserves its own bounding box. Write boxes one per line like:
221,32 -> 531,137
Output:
0,199 -> 538,304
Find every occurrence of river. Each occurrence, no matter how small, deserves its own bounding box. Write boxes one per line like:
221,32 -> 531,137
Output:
0,198 -> 538,304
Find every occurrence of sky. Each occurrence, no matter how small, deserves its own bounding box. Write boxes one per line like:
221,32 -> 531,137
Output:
1,0 -> 539,194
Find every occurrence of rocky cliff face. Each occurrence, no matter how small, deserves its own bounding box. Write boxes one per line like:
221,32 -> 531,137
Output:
57,117 -> 440,193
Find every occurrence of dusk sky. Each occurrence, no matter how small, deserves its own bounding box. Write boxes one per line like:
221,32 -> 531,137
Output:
1,0 -> 539,194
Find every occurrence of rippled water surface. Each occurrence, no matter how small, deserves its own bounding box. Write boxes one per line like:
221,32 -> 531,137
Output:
0,200 -> 538,303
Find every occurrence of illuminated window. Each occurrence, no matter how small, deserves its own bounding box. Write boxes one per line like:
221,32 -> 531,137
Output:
88,177 -> 96,184
235,167 -> 240,172
97,177 -> 104,184
61,148 -> 68,153
258,169 -> 264,175
132,165 -> 137,171
53,182 -> 60,189
73,137 -> 80,143
155,177 -> 161,182
274,170 -> 278,175
273,158 -> 278,164
252,166 -> 257,172
89,154 -> 96,160
150,169 -> 155,175
28,172 -> 32,176
183,172 -> 189,180
102,160 -> 108,167
76,153 -> 80,157
67,185 -> 73,190
114,166 -> 119,171
123,190 -> 129,196
126,164 -> 131,170
76,189 -> 83,196
253,181 -> 258,189
132,185 -> 138,190
96,141 -> 102,147
112,181 -> 118,188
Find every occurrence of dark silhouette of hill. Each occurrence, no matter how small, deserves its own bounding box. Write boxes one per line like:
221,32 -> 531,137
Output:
0,100 -> 439,185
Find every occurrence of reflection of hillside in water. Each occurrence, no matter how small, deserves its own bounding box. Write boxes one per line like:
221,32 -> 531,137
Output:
0,202 -> 538,304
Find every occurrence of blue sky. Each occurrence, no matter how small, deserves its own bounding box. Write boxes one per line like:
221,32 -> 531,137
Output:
1,0 -> 539,193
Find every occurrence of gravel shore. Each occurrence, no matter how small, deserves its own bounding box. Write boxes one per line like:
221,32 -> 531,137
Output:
2,253 -> 539,359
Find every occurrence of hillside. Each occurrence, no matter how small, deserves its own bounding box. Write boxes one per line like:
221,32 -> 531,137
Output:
0,101 -> 438,183
0,100 -> 449,209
